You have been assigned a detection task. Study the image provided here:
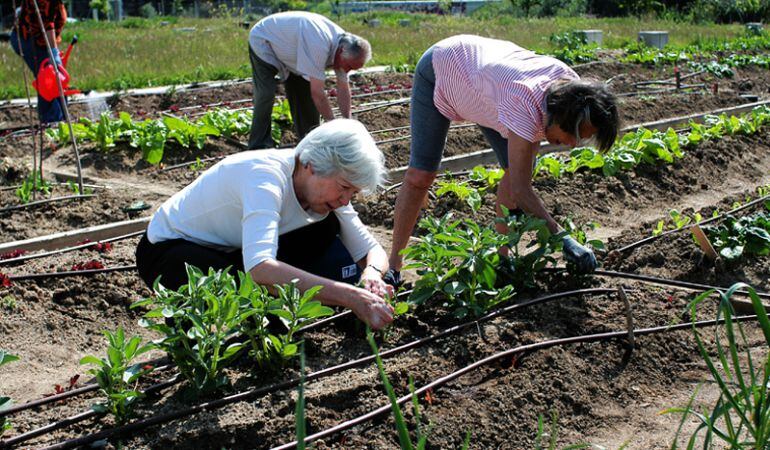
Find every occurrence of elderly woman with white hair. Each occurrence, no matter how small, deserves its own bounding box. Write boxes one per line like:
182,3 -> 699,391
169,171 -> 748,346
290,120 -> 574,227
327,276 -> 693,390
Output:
136,119 -> 394,330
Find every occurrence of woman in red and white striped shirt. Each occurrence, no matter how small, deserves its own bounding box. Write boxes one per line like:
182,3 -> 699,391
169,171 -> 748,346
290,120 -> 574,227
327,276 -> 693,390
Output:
385,35 -> 619,285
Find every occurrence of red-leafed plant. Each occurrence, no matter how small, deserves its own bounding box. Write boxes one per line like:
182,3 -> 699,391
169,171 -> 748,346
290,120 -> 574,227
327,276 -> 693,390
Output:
0,250 -> 26,260
70,260 -> 105,271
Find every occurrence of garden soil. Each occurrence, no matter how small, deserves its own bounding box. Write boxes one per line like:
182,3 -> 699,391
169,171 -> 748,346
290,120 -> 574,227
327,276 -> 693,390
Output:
1,64 -> 769,449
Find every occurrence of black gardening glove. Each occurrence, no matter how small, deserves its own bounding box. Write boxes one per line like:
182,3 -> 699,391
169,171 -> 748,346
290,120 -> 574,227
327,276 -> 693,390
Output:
382,269 -> 402,288
562,236 -> 597,274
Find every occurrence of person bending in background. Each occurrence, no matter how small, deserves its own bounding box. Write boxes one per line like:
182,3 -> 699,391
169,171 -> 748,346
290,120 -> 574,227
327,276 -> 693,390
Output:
136,119 -> 394,330
385,34 -> 620,286
247,11 -> 371,149
10,0 -> 66,123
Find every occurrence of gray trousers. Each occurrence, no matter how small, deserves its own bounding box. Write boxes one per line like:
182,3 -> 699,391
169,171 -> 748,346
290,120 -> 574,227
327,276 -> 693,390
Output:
248,47 -> 321,149
409,46 -> 511,170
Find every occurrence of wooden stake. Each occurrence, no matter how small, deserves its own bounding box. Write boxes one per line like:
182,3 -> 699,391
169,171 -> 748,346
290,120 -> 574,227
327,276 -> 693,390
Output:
691,224 -> 719,261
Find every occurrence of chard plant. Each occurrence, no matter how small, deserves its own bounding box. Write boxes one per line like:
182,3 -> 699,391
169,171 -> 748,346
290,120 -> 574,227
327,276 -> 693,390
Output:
651,209 -> 704,236
665,283 -> 770,449
366,329 -> 471,450
497,209 -> 567,290
0,351 -> 19,437
79,328 -> 154,424
703,208 -> 770,261
15,172 -> 51,204
402,214 -> 514,318
271,99 -> 293,145
133,264 -> 253,394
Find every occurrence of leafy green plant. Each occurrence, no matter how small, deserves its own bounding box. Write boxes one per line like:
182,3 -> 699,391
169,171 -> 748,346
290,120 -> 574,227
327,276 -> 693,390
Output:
163,115 -> 220,150
133,265 -> 252,394
435,178 -> 482,212
402,214 -> 514,318
15,172 -> 51,204
271,99 -> 293,145
200,108 -> 252,138
66,180 -> 94,196
238,275 -> 332,368
0,351 -> 19,437
79,328 -> 154,424
664,283 -> 770,448
561,216 -> 605,251
651,209 -> 703,236
703,209 -> 770,261
498,209 -> 567,289
366,329 -> 471,450
534,410 -> 589,450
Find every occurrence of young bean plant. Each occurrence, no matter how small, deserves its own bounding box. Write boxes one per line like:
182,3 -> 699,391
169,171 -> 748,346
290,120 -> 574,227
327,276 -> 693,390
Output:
79,328 -> 154,424
402,214 -> 514,318
0,351 -> 19,437
237,274 -> 332,368
561,216 -> 605,251
497,209 -> 567,289
15,172 -> 51,204
133,265 -> 253,394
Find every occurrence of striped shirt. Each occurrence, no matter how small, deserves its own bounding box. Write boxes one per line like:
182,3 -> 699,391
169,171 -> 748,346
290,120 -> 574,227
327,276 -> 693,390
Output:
249,12 -> 343,81
18,0 -> 67,47
432,35 -> 578,143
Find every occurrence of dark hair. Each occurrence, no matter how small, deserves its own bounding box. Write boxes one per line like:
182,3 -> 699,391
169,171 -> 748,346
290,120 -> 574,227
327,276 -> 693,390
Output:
545,78 -> 619,152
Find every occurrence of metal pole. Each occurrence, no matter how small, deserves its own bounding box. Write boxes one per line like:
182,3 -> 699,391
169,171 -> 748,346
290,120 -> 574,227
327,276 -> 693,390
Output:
28,0 -> 85,195
11,0 -> 41,201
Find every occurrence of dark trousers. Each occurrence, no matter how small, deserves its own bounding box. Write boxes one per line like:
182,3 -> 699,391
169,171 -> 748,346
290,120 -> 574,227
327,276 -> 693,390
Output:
10,29 -> 65,124
136,215 -> 360,291
247,48 -> 320,149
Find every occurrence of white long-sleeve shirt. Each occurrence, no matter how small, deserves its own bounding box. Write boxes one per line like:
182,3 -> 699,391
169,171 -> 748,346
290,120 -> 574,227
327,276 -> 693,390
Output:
147,149 -> 378,272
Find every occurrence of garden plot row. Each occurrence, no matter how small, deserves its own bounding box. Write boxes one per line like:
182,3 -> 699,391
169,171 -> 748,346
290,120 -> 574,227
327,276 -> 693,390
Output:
1,251 -> 765,449
2,128 -> 770,447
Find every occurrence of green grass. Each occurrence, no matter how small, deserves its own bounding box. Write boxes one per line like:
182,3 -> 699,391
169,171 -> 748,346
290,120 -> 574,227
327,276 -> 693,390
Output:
0,13 -> 748,100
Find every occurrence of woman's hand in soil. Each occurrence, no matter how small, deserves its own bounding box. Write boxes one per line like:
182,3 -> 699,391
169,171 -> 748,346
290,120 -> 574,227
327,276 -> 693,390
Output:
562,236 -> 597,274
348,287 -> 394,330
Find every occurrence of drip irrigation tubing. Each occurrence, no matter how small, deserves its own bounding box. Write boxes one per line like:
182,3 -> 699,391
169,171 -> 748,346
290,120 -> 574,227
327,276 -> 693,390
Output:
352,98 -> 410,115
8,265 -> 137,282
590,269 -> 770,299
272,313 -> 761,449
0,182 -> 106,193
18,288 -> 614,449
374,123 -> 477,146
615,193 -> 770,254
0,290 -> 408,420
0,375 -> 181,448
0,363 -> 173,418
0,194 -> 95,214
0,231 -> 144,266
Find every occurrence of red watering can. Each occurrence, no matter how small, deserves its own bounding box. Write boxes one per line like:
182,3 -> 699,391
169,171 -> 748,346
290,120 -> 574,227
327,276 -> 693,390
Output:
32,36 -> 81,102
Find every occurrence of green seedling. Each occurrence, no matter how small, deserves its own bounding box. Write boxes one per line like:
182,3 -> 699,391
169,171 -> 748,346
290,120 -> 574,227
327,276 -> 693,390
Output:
133,264 -> 253,394
703,210 -> 770,261
561,216 -> 605,251
402,214 -> 514,318
79,328 -> 154,424
0,350 -> 20,437
271,99 -> 293,145
664,283 -> 770,448
498,209 -> 567,290
15,172 -> 51,204
534,409 -> 589,450
66,180 -> 94,196
239,276 -> 332,368
1,295 -> 17,310
366,329 -> 471,450
435,178 -> 482,212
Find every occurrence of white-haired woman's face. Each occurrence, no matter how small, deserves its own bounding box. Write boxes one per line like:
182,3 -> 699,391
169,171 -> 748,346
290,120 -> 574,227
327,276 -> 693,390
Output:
299,167 -> 360,214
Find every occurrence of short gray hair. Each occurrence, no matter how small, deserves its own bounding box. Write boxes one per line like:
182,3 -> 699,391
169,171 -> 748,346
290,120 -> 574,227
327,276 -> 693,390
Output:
338,33 -> 372,64
296,119 -> 386,194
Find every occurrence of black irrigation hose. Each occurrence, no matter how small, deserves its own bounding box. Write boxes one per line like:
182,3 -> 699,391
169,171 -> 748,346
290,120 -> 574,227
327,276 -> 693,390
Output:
0,375 -> 181,448
0,231 -> 144,267
0,194 -> 95,214
273,313 -> 761,449
615,194 -> 770,254
8,265 -> 137,282
592,269 -> 770,300
26,288 -> 614,450
0,362 -> 173,418
352,98 -> 410,115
